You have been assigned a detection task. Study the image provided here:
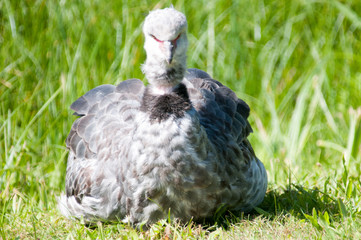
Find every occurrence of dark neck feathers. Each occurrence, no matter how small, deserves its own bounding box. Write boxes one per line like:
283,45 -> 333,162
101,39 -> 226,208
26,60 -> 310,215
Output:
141,83 -> 192,123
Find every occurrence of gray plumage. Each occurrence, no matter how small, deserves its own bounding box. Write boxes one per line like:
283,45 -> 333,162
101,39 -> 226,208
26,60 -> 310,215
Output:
58,7 -> 267,227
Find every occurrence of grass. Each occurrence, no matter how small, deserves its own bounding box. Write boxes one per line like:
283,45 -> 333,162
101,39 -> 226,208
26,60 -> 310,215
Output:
1,0 -> 361,239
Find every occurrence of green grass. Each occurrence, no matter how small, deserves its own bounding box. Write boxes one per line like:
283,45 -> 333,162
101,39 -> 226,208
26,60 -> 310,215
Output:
1,0 -> 361,239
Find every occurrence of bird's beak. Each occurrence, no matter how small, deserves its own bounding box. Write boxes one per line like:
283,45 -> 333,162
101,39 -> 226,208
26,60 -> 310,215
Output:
164,41 -> 176,64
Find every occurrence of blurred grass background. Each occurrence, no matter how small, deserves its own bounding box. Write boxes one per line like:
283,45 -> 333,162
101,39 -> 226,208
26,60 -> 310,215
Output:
1,0 -> 361,238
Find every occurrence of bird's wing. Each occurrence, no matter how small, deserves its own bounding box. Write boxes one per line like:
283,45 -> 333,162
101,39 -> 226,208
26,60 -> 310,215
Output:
184,68 -> 267,212
184,68 -> 253,147
65,79 -> 145,203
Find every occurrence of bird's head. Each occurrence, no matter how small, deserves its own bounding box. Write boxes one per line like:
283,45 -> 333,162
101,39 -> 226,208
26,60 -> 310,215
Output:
143,7 -> 188,65
142,8 -> 188,92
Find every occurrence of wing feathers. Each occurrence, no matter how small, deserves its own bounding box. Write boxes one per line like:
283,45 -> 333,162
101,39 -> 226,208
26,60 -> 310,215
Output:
116,78 -> 145,96
65,79 -> 145,204
185,68 -> 254,160
71,84 -> 116,115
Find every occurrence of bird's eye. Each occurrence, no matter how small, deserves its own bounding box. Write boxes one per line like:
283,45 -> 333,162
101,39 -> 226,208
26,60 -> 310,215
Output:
151,35 -> 162,43
174,34 -> 181,41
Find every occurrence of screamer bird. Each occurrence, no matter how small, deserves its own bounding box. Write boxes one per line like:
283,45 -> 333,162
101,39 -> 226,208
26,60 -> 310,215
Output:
58,7 -> 267,227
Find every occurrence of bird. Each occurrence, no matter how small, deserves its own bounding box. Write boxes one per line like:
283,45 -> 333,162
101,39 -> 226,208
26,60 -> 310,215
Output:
58,7 -> 267,227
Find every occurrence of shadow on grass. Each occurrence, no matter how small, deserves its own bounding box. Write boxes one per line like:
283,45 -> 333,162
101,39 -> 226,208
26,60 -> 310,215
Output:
207,183 -> 341,230
258,184 -> 339,218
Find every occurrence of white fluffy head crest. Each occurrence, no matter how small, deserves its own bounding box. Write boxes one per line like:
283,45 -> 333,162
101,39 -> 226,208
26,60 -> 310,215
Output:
143,8 -> 187,40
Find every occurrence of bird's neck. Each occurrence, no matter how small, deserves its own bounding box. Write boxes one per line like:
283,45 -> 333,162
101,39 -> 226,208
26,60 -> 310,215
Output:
142,55 -> 187,90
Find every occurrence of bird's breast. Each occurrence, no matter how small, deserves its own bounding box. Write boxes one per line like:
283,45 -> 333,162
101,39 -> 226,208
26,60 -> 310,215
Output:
129,106 -> 212,186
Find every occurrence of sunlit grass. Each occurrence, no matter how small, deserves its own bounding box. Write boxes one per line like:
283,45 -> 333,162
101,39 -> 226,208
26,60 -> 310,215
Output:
1,0 -> 361,238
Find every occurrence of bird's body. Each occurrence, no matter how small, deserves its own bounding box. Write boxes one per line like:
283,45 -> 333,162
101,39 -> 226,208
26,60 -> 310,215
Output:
58,8 -> 267,226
